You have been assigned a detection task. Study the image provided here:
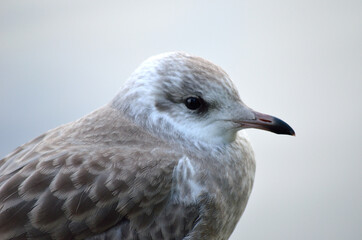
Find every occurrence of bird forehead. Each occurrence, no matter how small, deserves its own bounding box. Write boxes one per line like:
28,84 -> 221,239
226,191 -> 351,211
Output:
155,53 -> 227,82
148,52 -> 239,98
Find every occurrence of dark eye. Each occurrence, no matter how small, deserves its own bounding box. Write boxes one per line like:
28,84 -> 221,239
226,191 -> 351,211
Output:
185,97 -> 202,110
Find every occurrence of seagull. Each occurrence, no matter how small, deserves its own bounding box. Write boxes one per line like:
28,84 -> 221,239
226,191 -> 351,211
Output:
0,52 -> 294,240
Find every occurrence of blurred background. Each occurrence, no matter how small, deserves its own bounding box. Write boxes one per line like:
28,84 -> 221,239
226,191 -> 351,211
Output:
0,0 -> 361,239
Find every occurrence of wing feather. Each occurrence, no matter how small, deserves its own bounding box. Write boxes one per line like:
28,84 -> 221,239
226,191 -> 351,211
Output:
0,107 -> 201,239
0,142 -> 183,239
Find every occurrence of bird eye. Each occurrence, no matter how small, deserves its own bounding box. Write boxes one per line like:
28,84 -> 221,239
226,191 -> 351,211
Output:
184,97 -> 202,110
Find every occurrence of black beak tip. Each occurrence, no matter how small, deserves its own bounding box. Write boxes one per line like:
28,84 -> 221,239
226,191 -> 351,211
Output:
273,117 -> 295,136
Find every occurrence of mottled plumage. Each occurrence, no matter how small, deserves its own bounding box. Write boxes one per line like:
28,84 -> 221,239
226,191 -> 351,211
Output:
0,52 -> 294,240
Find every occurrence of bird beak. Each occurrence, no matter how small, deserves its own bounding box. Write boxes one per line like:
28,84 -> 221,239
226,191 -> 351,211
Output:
236,110 -> 295,136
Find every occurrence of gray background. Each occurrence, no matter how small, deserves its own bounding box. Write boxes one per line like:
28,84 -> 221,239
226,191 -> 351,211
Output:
0,1 -> 361,239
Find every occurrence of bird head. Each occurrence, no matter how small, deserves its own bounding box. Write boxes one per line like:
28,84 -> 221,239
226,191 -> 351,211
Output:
113,52 -> 295,146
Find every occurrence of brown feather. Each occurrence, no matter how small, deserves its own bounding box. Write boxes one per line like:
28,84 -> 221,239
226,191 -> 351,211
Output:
0,106 -> 182,239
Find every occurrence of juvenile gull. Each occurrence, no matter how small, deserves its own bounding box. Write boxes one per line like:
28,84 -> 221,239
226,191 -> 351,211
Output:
0,52 -> 294,240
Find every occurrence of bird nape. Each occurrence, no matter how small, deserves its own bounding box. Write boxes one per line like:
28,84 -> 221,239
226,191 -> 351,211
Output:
0,52 -> 294,240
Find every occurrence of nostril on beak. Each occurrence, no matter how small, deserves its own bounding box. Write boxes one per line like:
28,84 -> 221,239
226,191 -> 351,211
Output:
259,118 -> 272,123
